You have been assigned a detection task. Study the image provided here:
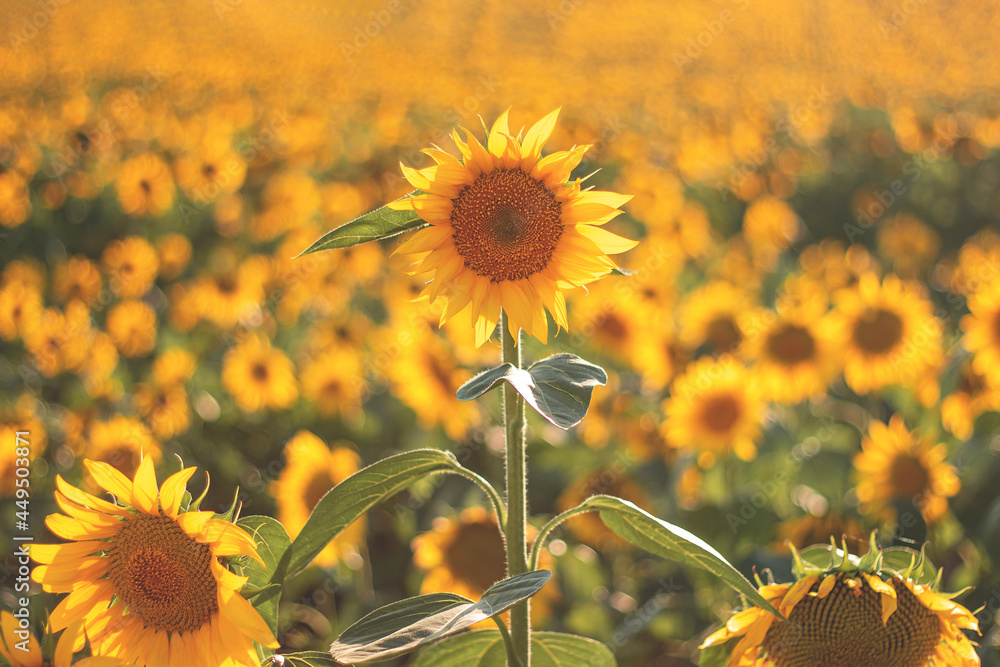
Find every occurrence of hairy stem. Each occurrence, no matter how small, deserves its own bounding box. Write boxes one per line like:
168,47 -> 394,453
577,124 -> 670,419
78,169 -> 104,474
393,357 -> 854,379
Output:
501,310 -> 530,666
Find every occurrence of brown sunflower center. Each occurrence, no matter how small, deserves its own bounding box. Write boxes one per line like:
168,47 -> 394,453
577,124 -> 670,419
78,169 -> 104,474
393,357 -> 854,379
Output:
304,470 -> 334,510
444,520 -> 508,592
139,180 -> 151,194
761,575 -> 939,667
107,513 -> 219,633
706,316 -> 741,354
889,455 -> 929,498
853,308 -> 903,355
699,394 -> 742,434
767,324 -> 816,365
450,168 -> 563,282
252,362 -> 270,381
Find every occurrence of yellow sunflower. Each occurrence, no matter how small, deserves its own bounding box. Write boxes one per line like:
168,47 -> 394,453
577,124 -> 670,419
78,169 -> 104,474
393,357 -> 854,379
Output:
555,467 -> 653,551
412,506 -> 557,627
151,348 -> 198,387
0,279 -> 42,341
24,304 -> 92,377
133,383 -> 191,440
221,335 -> 299,412
0,614 -> 121,667
101,237 -> 159,299
742,306 -> 839,404
52,255 -> 104,306
300,348 -> 366,418
105,299 -> 157,358
82,415 -> 161,485
702,569 -> 980,666
0,395 -> 47,496
662,356 -> 764,466
156,234 -> 193,281
115,153 -> 175,217
941,359 -> 1000,440
31,457 -> 279,664
270,431 -> 366,568
853,415 -> 960,524
961,280 -> 1000,389
677,280 -> 754,357
830,273 -> 942,395
390,109 -> 636,347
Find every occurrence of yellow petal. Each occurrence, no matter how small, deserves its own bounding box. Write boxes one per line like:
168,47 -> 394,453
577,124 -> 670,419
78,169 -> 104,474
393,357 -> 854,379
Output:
44,514 -> 118,541
864,574 -> 897,625
30,541 -> 106,565
53,619 -> 84,667
131,456 -> 158,514
499,281 -> 534,339
462,129 -> 494,175
219,588 -> 280,648
55,476 -> 130,516
488,109 -> 511,158
84,460 -> 134,502
576,225 -> 638,254
521,108 -> 561,169
1,611 -> 42,667
48,580 -> 114,632
160,467 -> 197,517
779,575 -> 817,616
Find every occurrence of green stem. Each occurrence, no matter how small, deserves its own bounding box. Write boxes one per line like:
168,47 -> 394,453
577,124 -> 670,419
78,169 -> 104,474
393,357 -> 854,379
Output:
492,615 -> 524,667
528,504 -> 594,571
501,310 -> 530,667
448,467 -> 507,528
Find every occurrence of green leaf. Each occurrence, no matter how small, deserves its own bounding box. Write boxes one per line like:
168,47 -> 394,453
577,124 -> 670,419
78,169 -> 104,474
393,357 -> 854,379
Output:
297,192 -> 426,256
270,651 -> 339,666
329,571 -> 552,664
284,449 -> 466,580
412,630 -> 616,667
235,515 -> 290,662
879,547 -> 938,585
582,496 -> 780,616
456,353 -> 607,429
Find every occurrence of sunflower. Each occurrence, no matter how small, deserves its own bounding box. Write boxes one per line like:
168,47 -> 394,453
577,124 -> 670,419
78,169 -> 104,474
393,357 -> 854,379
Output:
390,109 -> 636,347
853,415 -> 960,524
24,304 -> 92,377
412,506 -> 557,626
742,306 -> 839,404
876,213 -> 941,278
677,280 -> 754,357
0,613 -> 121,667
151,348 -> 198,387
961,280 -> 1000,389
133,382 -> 191,440
555,467 -> 652,550
830,273 -> 942,395
31,457 -> 279,664
101,237 -> 159,299
742,195 -> 799,264
115,153 -> 175,217
52,255 -> 104,306
300,348 -> 367,418
82,415 -> 161,485
194,256 -> 269,329
156,234 -> 193,281
700,546 -> 980,666
0,279 -> 43,341
221,335 -> 299,412
0,395 -> 47,496
941,359 -> 1000,440
270,431 -> 366,568
662,356 -> 764,466
105,299 -> 157,358
0,170 -> 31,227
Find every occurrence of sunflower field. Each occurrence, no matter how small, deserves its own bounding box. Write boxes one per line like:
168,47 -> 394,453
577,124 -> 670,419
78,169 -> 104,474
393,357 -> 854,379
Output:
1,1 -> 1000,665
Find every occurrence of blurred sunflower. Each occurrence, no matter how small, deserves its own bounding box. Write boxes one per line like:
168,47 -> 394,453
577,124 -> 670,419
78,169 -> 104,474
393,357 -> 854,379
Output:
0,279 -> 42,341
300,348 -> 366,417
101,237 -> 159,299
961,280 -> 1000,388
742,306 -> 839,404
774,513 -> 867,554
391,109 -> 636,347
876,213 -> 940,278
941,359 -> 1000,440
133,383 -> 191,440
0,613 -> 120,667
31,457 -> 279,664
115,153 -> 175,216
701,568 -> 980,666
0,395 -> 47,496
556,468 -> 652,550
52,255 -> 103,306
662,356 -> 764,465
105,299 -> 157,357
270,431 -> 366,568
173,146 -> 245,201
151,347 -> 197,387
677,280 -> 753,356
853,415 -> 959,524
156,233 -> 193,280
0,170 -> 32,227
24,304 -> 92,377
222,335 -> 298,411
412,506 -> 557,626
83,415 -> 160,483
742,195 -> 799,265
383,326 -> 480,439
830,273 -> 942,395
195,256 -> 269,329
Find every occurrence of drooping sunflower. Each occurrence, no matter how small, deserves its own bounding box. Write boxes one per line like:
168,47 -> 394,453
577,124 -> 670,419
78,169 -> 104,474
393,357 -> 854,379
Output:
853,415 -> 960,524
31,457 -> 279,664
412,506 -> 557,626
221,335 -> 299,412
961,280 -> 1000,389
390,109 -> 636,347
662,356 -> 764,466
830,273 -> 942,395
270,431 -> 366,568
700,544 -> 980,666
0,613 -> 121,667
